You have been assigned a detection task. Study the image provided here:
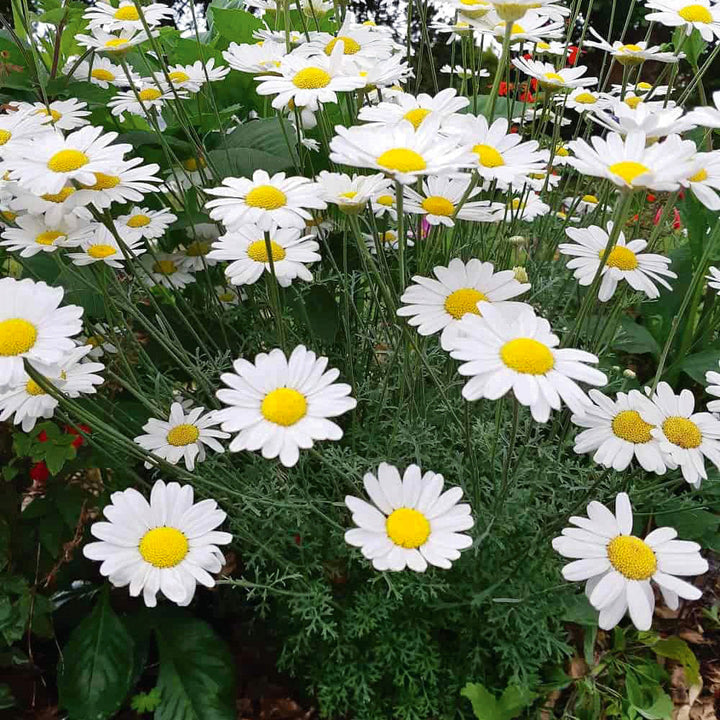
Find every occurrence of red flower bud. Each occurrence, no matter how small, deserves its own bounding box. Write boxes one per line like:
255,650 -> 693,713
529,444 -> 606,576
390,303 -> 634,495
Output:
30,461 -> 49,483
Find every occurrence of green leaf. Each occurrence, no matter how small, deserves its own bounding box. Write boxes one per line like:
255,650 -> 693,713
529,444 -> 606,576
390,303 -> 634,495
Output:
670,507 -> 720,551
132,688 -> 162,714
681,348 -> 720,384
208,5 -> 263,45
612,318 -> 660,357
461,682 -> 535,720
154,610 -> 236,720
639,635 -> 700,686
57,590 -> 136,720
625,672 -> 673,720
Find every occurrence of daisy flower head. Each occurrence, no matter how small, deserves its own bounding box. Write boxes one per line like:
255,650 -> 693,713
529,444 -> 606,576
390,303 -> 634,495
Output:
134,403 -> 229,471
685,90 -> 720,129
683,151 -> 720,210
477,12 -> 565,43
205,169 -> 327,232
83,480 -> 232,607
567,131 -> 696,191
215,345 -> 357,468
0,277 -> 83,389
584,28 -> 682,65
4,125 -> 131,196
222,40 -> 287,74
73,157 -> 163,210
117,206 -> 177,240
255,42 -> 365,112
158,60 -> 230,93
65,55 -> 126,89
357,88 -> 469,132
402,175 -> 497,227
77,323 -> 119,359
140,253 -> 197,290
505,191 -> 550,221
511,58 -> 597,91
523,38 -> 567,55
572,389 -> 669,473
590,102 -> 695,142
562,87 -> 613,113
109,84 -> 184,129
83,1 -> 172,32
398,258 -> 530,350
316,171 -> 392,214
645,0 -> 720,40
553,492 -> 708,630
442,114 -> 550,188
564,193 -> 602,215
14,99 -> 91,132
179,223 -> 220,271
447,303 -> 607,422
640,382 -> 720,488
9,184 -> 87,227
559,222 -> 676,301
344,463 -> 474,572
77,27 -> 154,54
0,213 -> 93,257
445,0 -> 493,18
66,225 -> 146,268
359,54 -> 414,90
371,189 -> 398,219
704,363 -> 720,413
207,224 -> 320,287
363,228 -> 415,254
706,266 -> 720,294
329,118 -> 476,185
489,0 -> 569,21
0,108 -> 54,157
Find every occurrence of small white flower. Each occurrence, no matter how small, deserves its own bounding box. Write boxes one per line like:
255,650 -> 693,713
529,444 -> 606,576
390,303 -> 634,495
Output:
512,58 -> 597,91
344,463 -> 474,572
645,0 -> 720,41
73,158 -> 163,211
685,90 -> 720,129
590,101 -> 695,141
154,59 -> 230,93
561,87 -> 613,113
77,27 -> 155,54
0,213 -> 92,257
66,225 -> 146,268
584,28 -> 682,64
14,99 -> 91,131
504,191 -> 550,221
684,151 -> 720,210
180,224 -> 220,271
140,253 -> 197,290
706,266 -> 720,295
0,108 -> 53,157
704,364 -> 720,413
553,492 -> 708,630
363,228 -> 414,254
83,1 -> 172,32
117,206 -> 177,240
109,84 -> 185,128
222,40 -> 286,74
475,11 -> 565,43
64,55 -> 127,88
316,171 -> 392,214
83,480 -> 232,607
489,0 -> 569,21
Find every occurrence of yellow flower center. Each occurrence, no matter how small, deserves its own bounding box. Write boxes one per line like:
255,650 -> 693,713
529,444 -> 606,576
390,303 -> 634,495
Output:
582,194 -> 599,203
245,185 -> 287,210
612,410 -> 654,443
624,96 -> 643,109
574,92 -> 597,104
87,244 -> 117,259
153,260 -> 177,275
444,288 -> 488,319
138,88 -> 162,101
0,129 -> 11,145
247,239 -> 286,263
105,38 -> 130,49
636,81 -> 652,91
80,172 -> 121,190
185,240 -> 210,257
381,231 -> 397,243
127,213 -> 151,228
543,71 -> 565,84
25,378 -> 45,396
497,21 -> 525,32
679,4 -> 713,22
556,145 -> 569,157
0,211 -> 16,222
376,194 -> 395,207
182,156 -> 205,171
691,168 -> 708,182
0,318 -> 37,356
537,40 -> 550,49
607,535 -> 656,580
403,108 -> 431,129
500,337 -> 555,375
620,43 -> 643,52
114,5 -> 140,20
325,36 -> 361,54
218,291 -> 236,302
36,108 -> 62,122
609,160 -> 650,185
600,245 -> 638,270
662,416 -> 702,449
168,70 -> 190,83
166,423 -> 200,446
385,507 -> 430,548
376,148 -> 427,173
91,68 -> 115,81
473,143 -> 505,167
35,230 -> 63,246
261,387 -> 307,426
511,198 -> 523,210
292,67 -> 332,89
422,195 -> 455,216
41,187 -> 75,203
139,526 -> 189,568
340,191 -> 358,199
47,149 -> 89,173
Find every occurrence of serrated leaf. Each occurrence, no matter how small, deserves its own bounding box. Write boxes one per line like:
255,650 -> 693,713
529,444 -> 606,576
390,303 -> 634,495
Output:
57,590 -> 136,720
461,682 -> 534,720
154,611 -> 235,720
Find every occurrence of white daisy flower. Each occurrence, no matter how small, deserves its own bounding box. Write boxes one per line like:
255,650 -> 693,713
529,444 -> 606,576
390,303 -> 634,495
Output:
704,364 -> 720,413
83,1 -> 172,32
475,12 -> 565,43
520,169 -> 561,193
371,190 -> 398,219
76,323 -> 119,359
444,0 -> 492,17
109,85 -> 185,128
4,126 -> 130,196
0,213 -> 92,257
344,463 -> 474,572
590,102 -> 695,142
73,158 -> 163,211
442,115 -> 549,189
255,42 -> 365,112
222,40 -> 286,74
359,54 -> 413,90
685,90 -> 720,129
206,170 -> 326,232
567,131 -> 696,191
316,171 -> 392,215
441,64 -> 491,78
215,345 -> 357,468
559,222 -> 676,301
645,0 -> 720,41
512,58 -> 597,91
0,278 -> 83,389
140,253 -> 197,290
207,224 -> 320,287
402,175 -> 497,227
299,0 -> 334,16
363,229 -> 415,254
329,118 -> 475,185
447,303 -> 607,422
584,28 -> 682,65
684,151 -> 720,211
523,39 -> 567,55
64,55 -> 126,88
9,185 -> 88,227
77,27 -> 155,54
563,193 -> 602,215
14,99 -> 90,131
179,224 -> 220,271
553,492 -> 708,630
117,206 -> 177,240
505,192 -> 550,221
489,0 -> 569,20
561,87 -> 613,113
357,88 -> 469,131
398,258 -> 530,350
83,480 -> 232,607
215,286 -> 245,306
639,382 -> 720,488
154,59 -> 230,93
0,108 -> 53,157
572,389 -> 669,473
66,225 -> 146,268
706,266 -> 720,294
134,403 -> 229,471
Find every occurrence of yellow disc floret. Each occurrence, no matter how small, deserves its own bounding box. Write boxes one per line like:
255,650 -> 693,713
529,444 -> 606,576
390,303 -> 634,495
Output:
376,148 -> 427,173
679,4 -> 713,22
574,92 -> 598,104
168,71 -> 190,83
139,526 -> 189,568
47,149 -> 89,173
261,387 -> 307,426
473,144 -> 505,167
81,172 -> 121,190
386,507 -> 431,548
611,410 -> 654,443
607,535 -> 656,580
609,160 -> 650,185
245,185 -> 287,210
325,36 -> 361,54
42,187 -> 75,203
247,239 -> 286,263
154,260 -> 177,275
91,68 -> 115,82
0,129 -> 11,145
25,379 -> 45,396
601,245 -> 639,271
292,67 -> 332,89
662,416 -> 702,449
127,214 -> 151,228
87,244 -> 117,259
444,288 -> 488,319
114,4 -> 140,20
403,108 -> 431,130
166,423 -> 200,446
35,230 -> 63,246
422,195 -> 455,216
690,168 -> 708,182
138,88 -> 162,101
500,337 -> 555,375
0,319 -> 37,356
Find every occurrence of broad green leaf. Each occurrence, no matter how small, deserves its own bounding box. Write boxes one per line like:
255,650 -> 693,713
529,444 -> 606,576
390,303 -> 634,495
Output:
208,5 -> 263,46
57,591 -> 136,720
561,594 -> 599,627
612,318 -> 660,357
640,636 -> 700,686
671,507 -> 720,551
625,672 -> 673,720
461,682 -> 534,720
681,348 -> 720,384
154,610 -> 236,720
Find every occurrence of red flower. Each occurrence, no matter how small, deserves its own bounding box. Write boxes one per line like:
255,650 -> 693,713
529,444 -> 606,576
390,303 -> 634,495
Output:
30,461 -> 49,483
519,90 -> 535,102
65,423 -> 91,449
672,208 -> 682,229
567,45 -> 580,65
646,193 -> 657,203
530,78 -> 538,91
37,430 -> 49,443
523,52 -> 533,60
498,81 -> 509,97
